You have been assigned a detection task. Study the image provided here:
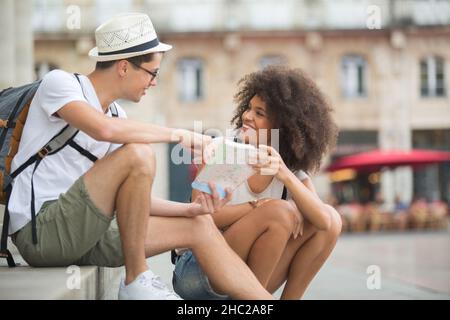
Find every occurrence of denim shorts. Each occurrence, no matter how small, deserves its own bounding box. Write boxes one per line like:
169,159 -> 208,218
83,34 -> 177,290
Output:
172,250 -> 229,300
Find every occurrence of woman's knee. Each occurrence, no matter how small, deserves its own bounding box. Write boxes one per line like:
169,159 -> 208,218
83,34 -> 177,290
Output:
258,199 -> 297,234
121,143 -> 156,176
322,205 -> 342,241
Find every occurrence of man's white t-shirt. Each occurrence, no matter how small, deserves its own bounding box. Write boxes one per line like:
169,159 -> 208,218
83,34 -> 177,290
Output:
8,70 -> 127,235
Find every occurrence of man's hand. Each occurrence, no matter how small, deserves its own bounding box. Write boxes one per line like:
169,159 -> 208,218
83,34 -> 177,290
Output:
187,182 -> 233,216
173,129 -> 212,158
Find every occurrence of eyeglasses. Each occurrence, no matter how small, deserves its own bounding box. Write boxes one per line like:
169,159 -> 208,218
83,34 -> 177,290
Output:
129,61 -> 159,82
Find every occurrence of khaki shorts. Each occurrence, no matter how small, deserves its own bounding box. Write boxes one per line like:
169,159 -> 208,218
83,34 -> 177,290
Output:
13,177 -> 124,267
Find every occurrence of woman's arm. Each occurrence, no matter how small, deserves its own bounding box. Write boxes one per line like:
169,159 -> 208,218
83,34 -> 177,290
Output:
283,172 -> 331,230
213,203 -> 255,230
251,145 -> 331,231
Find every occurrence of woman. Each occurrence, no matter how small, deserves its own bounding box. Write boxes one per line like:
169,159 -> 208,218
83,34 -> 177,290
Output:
172,65 -> 341,300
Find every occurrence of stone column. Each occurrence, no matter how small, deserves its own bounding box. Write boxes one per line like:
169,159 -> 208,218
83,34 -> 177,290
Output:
378,30 -> 413,208
0,0 -> 15,89
374,44 -> 395,208
14,0 -> 34,85
391,31 -> 413,205
305,31 -> 331,199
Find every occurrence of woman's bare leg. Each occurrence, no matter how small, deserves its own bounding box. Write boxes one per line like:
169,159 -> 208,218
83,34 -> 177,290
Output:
143,214 -> 273,300
266,205 -> 342,299
222,200 -> 296,287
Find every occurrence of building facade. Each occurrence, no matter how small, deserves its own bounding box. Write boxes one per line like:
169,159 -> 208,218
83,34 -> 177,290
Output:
2,0 -> 450,205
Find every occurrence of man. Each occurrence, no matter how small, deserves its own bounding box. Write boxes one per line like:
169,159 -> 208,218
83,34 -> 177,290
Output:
8,13 -> 272,300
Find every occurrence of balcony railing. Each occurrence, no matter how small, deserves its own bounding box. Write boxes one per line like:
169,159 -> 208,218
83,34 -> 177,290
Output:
32,0 -> 450,35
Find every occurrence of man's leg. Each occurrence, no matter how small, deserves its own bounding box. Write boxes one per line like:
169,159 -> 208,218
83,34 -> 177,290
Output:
143,215 -> 273,300
83,143 -> 155,284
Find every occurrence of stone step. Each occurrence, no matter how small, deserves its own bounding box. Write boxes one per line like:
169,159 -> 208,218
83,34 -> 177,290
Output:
0,223 -> 124,300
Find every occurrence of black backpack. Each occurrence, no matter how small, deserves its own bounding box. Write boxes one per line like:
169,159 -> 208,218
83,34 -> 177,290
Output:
0,73 -> 118,267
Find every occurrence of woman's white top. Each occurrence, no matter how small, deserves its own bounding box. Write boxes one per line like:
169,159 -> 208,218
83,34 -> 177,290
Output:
229,170 -> 309,204
174,170 -> 309,256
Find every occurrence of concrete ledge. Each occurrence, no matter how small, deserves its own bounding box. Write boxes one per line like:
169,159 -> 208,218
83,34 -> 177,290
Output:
98,266 -> 124,300
0,225 -> 124,300
0,265 -> 99,299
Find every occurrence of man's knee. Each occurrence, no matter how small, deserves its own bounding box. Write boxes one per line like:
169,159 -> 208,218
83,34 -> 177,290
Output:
121,143 -> 156,176
190,215 -> 220,243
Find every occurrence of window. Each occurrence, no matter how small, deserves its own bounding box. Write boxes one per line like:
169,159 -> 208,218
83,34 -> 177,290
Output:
420,56 -> 446,97
341,55 -> 367,98
177,58 -> 204,102
259,55 -> 286,69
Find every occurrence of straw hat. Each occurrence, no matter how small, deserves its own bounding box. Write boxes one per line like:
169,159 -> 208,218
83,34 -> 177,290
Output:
88,13 -> 172,62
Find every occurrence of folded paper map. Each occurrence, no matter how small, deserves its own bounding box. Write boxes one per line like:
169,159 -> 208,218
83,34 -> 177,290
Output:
192,137 -> 257,198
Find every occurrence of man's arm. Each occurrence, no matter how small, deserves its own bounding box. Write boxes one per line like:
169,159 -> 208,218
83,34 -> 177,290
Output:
151,182 -> 233,217
191,188 -> 253,229
56,100 -> 202,145
151,197 -> 195,217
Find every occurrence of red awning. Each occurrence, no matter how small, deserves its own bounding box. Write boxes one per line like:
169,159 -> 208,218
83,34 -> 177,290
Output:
326,149 -> 450,173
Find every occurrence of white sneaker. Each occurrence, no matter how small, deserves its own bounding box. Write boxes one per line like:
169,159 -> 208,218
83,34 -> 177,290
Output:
118,269 -> 182,300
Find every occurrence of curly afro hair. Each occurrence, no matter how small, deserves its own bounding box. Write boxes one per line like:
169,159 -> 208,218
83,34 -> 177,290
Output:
231,65 -> 338,173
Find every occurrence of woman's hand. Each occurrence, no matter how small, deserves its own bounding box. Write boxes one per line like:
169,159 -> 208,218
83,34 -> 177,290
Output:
289,200 -> 305,239
250,198 -> 304,239
187,182 -> 233,216
249,144 -> 291,182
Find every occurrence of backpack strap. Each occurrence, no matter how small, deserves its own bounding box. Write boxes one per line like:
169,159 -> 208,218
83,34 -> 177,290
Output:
0,185 -> 16,267
70,73 -> 119,159
0,83 -> 42,267
23,73 -> 122,244
110,103 -> 119,117
7,123 -> 89,244
281,186 -> 287,200
5,74 -> 108,245
74,73 -> 119,118
28,121 -> 103,244
1,72 -> 119,261
171,249 -> 178,265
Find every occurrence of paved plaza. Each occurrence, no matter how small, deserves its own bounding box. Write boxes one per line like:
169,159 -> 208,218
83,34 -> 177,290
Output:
2,226 -> 449,300
301,230 -> 450,299
142,228 -> 450,300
